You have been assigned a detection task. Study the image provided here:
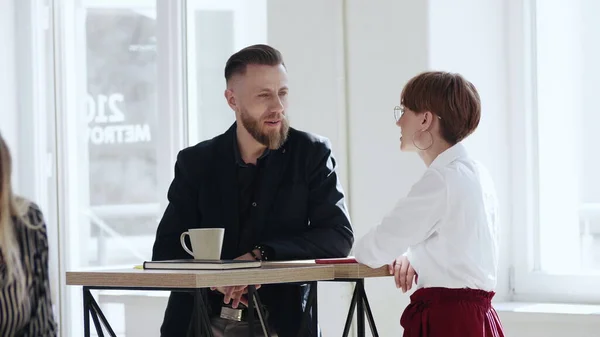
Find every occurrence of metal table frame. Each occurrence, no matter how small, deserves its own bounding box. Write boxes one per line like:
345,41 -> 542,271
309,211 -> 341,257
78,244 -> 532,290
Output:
82,282 -> 319,337
338,279 -> 379,337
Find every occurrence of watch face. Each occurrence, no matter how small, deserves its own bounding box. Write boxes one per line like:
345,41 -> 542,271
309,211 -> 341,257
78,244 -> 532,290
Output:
254,245 -> 272,261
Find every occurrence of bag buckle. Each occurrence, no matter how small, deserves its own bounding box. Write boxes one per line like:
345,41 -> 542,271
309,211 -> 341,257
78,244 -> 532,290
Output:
220,306 -> 243,322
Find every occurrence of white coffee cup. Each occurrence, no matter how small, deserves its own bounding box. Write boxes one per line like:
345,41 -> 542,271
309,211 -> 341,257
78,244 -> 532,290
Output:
180,228 -> 225,260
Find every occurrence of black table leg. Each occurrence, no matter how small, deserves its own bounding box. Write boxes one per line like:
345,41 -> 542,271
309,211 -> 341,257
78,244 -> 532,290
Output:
311,282 -> 318,336
89,293 -> 117,336
362,288 -> 379,337
341,279 -> 379,337
342,285 -> 358,337
82,287 -> 118,337
83,287 -> 91,337
90,308 -> 104,337
248,286 -> 256,337
356,280 -> 365,337
250,287 -> 271,337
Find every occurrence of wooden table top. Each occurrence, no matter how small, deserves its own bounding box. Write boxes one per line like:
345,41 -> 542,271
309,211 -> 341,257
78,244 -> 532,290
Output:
262,260 -> 390,279
66,264 -> 335,289
66,259 -> 390,289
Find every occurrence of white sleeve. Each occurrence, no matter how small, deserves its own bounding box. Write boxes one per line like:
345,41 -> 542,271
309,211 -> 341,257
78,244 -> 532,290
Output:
353,169 -> 447,268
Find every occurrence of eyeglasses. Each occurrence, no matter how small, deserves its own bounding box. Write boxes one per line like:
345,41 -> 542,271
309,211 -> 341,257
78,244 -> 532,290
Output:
394,106 -> 404,122
394,105 -> 442,122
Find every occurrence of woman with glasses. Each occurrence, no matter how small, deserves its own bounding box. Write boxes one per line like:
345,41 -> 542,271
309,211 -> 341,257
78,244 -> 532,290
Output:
0,132 -> 57,336
353,71 -> 504,337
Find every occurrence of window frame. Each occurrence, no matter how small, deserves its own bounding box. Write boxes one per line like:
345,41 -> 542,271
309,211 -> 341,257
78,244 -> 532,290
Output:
11,0 -> 60,328
50,0 -> 188,335
509,0 -> 600,303
184,0 -> 267,145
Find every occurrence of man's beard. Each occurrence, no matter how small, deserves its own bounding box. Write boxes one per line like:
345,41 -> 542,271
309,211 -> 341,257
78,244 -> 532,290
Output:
240,108 -> 289,150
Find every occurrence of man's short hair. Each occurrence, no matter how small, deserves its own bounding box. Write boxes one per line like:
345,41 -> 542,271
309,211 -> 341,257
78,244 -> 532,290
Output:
224,44 -> 285,83
401,71 -> 481,144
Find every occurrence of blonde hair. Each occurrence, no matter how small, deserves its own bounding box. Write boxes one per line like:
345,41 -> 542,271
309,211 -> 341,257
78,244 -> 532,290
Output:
0,132 -> 34,301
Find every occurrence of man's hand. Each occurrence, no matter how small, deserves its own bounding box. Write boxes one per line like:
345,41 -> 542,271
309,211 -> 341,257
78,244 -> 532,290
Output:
236,249 -> 261,262
388,255 -> 418,293
210,285 -> 261,308
210,251 -> 263,308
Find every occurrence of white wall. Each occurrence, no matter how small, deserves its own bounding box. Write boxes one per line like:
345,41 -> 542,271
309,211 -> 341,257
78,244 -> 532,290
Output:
0,0 -> 19,189
267,2 -> 354,336
582,0 -> 600,203
498,310 -> 600,337
345,0 -> 430,334
268,0 -> 349,190
427,0 -> 511,299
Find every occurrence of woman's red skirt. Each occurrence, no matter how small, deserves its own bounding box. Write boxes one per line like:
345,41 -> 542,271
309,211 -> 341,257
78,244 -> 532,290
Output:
400,287 -> 505,337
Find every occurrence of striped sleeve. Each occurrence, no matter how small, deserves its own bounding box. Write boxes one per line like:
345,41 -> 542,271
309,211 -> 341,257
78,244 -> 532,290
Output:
23,204 -> 57,337
0,272 -> 24,337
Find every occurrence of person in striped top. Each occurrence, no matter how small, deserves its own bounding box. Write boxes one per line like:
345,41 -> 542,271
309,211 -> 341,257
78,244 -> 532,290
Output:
0,132 -> 57,337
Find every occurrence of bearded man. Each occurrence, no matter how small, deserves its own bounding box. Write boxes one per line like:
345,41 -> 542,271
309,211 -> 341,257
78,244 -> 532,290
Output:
151,44 -> 354,337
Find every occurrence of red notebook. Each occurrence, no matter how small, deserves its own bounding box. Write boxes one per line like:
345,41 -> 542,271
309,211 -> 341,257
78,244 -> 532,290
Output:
315,257 -> 357,264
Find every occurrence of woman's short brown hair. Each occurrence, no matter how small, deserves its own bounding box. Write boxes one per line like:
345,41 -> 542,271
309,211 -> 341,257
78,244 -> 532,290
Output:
401,71 -> 481,144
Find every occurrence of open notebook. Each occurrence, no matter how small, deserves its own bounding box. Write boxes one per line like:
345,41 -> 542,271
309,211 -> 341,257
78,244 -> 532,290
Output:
143,259 -> 262,270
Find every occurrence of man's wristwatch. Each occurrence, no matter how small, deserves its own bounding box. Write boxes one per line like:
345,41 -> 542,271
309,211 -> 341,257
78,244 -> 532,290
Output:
252,244 -> 274,261
249,249 -> 261,261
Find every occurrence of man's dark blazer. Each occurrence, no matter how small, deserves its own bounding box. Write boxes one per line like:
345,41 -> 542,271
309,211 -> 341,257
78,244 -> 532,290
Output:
151,122 -> 354,336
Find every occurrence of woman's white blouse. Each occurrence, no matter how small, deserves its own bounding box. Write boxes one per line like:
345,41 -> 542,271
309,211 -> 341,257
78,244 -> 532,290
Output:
353,143 -> 500,291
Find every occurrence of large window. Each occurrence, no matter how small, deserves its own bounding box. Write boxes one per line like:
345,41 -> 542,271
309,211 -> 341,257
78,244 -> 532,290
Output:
49,0 -> 268,335
56,1 -> 167,335
511,0 -> 600,302
185,0 -> 267,144
84,2 -> 159,270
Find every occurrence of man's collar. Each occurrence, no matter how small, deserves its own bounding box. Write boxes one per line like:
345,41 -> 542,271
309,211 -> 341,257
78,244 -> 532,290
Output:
233,129 -> 270,167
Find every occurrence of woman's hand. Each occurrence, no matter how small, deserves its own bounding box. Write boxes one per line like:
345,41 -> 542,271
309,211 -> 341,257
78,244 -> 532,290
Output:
388,255 -> 418,293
